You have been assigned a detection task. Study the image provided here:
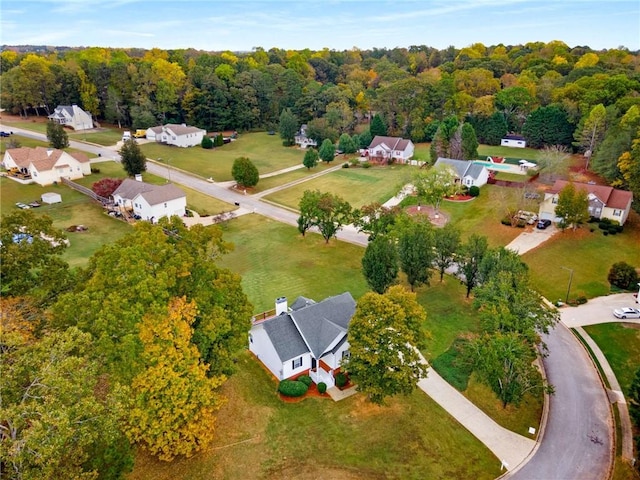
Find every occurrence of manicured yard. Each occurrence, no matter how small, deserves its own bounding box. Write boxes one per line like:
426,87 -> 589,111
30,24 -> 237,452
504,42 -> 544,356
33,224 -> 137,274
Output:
140,133 -> 306,182
583,322 -> 640,394
1,117 -> 50,134
263,164 -> 414,210
524,215 -> 640,301
0,135 -> 49,151
253,162 -> 336,193
477,144 -> 540,161
68,128 -> 124,146
128,350 -> 501,480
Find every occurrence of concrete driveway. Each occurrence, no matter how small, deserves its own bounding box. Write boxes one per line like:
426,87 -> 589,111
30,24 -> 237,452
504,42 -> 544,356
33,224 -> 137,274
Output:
505,224 -> 558,255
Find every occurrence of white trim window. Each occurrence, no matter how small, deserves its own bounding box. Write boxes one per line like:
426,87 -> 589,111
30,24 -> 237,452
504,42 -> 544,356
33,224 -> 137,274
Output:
292,357 -> 303,369
613,210 -> 622,217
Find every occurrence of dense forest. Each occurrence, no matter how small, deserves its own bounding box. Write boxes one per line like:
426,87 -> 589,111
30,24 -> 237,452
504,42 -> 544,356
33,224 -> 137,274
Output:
1,41 -> 640,199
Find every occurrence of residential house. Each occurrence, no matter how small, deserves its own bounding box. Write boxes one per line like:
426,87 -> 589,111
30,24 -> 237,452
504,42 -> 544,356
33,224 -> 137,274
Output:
2,147 -> 91,186
294,124 -> 317,149
111,178 -> 187,222
48,105 -> 93,131
501,134 -> 527,148
539,180 -> 633,225
249,292 -> 356,387
433,157 -> 490,188
147,124 -> 206,147
368,136 -> 415,163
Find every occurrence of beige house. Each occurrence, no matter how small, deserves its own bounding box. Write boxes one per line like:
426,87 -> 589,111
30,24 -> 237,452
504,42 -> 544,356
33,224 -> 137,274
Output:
539,180 -> 633,225
48,105 -> 93,131
2,147 -> 91,186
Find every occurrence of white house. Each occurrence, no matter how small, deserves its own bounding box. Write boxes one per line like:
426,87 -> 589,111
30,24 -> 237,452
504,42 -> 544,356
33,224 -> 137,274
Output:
2,147 -> 91,186
294,124 -> 317,149
249,292 -> 356,387
48,105 -> 93,131
111,178 -> 187,222
539,180 -> 633,225
501,134 -> 527,148
368,136 -> 415,163
148,124 -> 206,147
433,157 -> 490,188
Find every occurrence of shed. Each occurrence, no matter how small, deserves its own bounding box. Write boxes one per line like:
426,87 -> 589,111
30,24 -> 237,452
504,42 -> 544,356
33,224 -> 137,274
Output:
41,192 -> 62,204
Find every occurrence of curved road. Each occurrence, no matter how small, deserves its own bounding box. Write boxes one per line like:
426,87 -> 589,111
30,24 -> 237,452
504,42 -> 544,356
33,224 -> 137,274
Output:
5,126 -> 616,478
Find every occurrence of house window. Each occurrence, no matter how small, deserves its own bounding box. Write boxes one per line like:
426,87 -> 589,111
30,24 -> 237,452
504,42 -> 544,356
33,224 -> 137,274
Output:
613,210 -> 621,216
552,197 -> 558,204
342,350 -> 350,360
164,203 -> 167,208
249,334 -> 253,344
292,357 -> 303,369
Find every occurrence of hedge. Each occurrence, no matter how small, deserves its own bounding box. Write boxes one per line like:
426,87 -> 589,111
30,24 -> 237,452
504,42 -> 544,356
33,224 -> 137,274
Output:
297,375 -> 312,387
278,380 -> 309,397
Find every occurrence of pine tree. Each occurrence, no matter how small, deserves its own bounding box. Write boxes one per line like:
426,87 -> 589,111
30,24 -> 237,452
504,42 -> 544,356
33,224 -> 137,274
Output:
370,114 -> 388,137
46,121 -> 69,149
118,138 -> 146,176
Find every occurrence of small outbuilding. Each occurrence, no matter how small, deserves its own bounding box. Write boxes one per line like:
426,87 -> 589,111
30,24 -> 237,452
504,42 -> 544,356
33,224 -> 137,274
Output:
501,134 -> 527,148
41,192 -> 62,204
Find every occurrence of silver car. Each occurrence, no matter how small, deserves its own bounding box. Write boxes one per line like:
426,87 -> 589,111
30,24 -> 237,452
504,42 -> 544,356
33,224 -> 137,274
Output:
613,307 -> 640,319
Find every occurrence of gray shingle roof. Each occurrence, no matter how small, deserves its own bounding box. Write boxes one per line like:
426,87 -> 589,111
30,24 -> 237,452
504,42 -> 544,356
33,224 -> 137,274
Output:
112,178 -> 186,205
262,292 -> 356,362
434,157 -> 486,180
291,296 -> 316,311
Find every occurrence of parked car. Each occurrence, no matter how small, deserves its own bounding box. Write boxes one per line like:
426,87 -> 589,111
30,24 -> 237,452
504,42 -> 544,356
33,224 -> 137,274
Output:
516,210 -> 538,225
28,201 -> 41,208
613,307 -> 640,319
537,219 -> 551,229
15,202 -> 30,209
0,131 -> 12,137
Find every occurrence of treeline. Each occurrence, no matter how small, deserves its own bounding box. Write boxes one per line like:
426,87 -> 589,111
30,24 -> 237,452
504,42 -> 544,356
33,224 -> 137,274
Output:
1,41 -> 639,198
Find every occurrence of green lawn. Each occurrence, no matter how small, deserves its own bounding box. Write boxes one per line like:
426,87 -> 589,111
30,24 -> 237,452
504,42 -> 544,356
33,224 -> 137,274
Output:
1,117 -> 49,134
68,128 -> 124,146
263,164 -> 414,210
253,162 -> 336,193
128,350 -> 501,480
524,217 -> 640,301
477,144 -> 540,161
1,134 -> 50,152
140,133 -> 306,182
583,323 -> 640,394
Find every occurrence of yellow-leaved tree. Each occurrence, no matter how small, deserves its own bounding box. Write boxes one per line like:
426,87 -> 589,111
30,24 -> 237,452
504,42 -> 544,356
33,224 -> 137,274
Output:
126,296 -> 225,461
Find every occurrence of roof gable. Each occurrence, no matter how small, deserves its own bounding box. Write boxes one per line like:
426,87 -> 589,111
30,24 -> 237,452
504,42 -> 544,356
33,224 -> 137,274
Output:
163,124 -> 204,136
263,314 -> 309,362
113,179 -> 185,205
4,147 -> 85,171
369,136 -> 412,152
550,180 -> 633,209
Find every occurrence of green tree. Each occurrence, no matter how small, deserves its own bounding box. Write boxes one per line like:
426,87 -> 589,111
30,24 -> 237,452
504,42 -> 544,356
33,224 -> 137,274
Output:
573,103 -> 607,169
370,113 -> 388,137
353,202 -> 404,241
46,120 -> 69,149
537,145 -> 571,184
278,107 -> 298,146
617,129 -> 640,208
0,327 -> 133,480
413,165 -> 458,214
118,138 -> 147,177
362,235 -> 399,294
297,189 -> 321,236
460,122 -> 479,160
302,148 -> 319,169
345,291 -> 428,404
607,261 -> 639,290
201,135 -> 214,149
314,191 -> 352,243
214,133 -> 225,147
522,105 -> 574,148
0,210 -> 72,304
358,129 -> 373,149
555,182 -> 589,230
433,223 -> 461,282
126,297 -> 224,461
629,365 -> 640,425
397,218 -> 434,291
458,234 -> 489,298
466,332 -> 547,407
318,138 -> 336,163
231,156 -> 259,188
494,86 -> 535,131
338,133 -> 357,154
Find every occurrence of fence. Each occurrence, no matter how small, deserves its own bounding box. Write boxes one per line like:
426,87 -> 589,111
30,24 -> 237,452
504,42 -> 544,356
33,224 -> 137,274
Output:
60,178 -> 109,204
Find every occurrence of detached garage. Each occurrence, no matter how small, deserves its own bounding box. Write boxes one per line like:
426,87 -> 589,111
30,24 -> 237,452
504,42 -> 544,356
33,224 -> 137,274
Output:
41,192 -> 62,204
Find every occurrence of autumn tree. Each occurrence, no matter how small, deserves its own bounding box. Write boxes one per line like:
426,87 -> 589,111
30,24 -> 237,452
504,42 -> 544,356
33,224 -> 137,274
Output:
607,262 -> 639,290
362,235 -> 399,294
232,156 -> 259,188
119,138 -> 146,176
279,107 -> 298,146
353,202 -> 404,241
46,120 -> 69,149
537,145 -> 571,184
345,290 -> 428,404
318,138 -> 336,163
126,297 -> 224,461
0,327 -> 133,480
555,182 -> 589,230
92,177 -> 124,197
494,86 -> 535,131
433,223 -> 461,282
303,148 -> 319,169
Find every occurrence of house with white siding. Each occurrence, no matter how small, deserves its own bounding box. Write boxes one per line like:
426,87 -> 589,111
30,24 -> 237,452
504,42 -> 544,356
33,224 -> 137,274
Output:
147,123 -> 206,147
367,136 -> 415,163
433,157 -> 490,188
294,124 -> 317,148
111,178 -> 187,222
2,147 -> 91,186
249,292 -> 356,388
48,105 -> 93,131
501,134 -> 527,148
539,180 -> 633,225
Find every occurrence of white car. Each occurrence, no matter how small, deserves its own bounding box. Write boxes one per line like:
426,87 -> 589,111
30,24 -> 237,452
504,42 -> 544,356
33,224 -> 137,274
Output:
613,307 -> 640,319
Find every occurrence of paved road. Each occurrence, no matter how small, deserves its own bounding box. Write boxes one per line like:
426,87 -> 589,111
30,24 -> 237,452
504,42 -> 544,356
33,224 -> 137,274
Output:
508,321 -> 613,480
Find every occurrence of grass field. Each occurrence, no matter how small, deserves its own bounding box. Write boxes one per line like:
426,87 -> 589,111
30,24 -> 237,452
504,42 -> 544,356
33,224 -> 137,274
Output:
128,350 -> 501,480
524,215 -> 640,301
68,129 -> 124,146
583,322 -> 640,394
140,133 -> 305,182
263,164 -> 414,210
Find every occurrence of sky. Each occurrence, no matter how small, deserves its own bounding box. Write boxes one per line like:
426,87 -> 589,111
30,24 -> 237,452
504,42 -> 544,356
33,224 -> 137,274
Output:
1,0 -> 639,52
